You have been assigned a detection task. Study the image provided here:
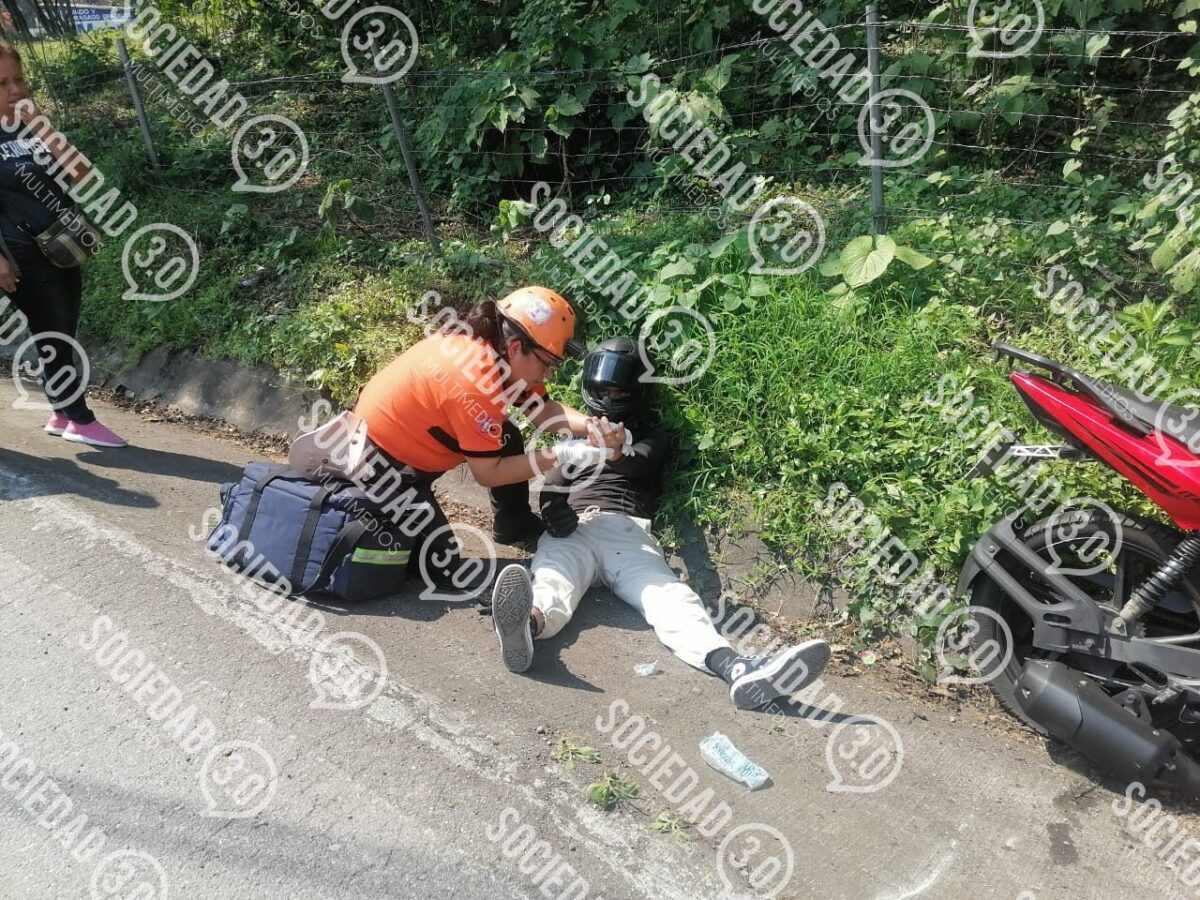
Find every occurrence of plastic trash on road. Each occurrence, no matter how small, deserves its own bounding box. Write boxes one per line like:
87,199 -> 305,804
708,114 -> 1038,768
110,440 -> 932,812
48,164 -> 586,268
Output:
699,732 -> 770,790
634,661 -> 659,676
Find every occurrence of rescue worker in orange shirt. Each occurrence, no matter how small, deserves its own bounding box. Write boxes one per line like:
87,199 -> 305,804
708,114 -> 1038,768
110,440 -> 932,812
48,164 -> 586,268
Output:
354,286 -> 625,548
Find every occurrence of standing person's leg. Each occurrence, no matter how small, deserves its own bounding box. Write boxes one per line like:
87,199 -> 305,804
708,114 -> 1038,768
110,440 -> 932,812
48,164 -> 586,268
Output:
492,526 -> 598,672
7,254 -> 95,425
595,514 -> 832,709
489,418 -> 542,545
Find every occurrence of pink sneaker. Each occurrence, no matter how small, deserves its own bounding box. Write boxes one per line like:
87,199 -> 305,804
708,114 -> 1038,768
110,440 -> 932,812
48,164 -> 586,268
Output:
44,412 -> 69,435
63,420 -> 127,448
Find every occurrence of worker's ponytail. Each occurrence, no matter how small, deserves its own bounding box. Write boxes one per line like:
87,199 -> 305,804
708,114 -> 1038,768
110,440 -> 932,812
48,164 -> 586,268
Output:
452,300 -> 523,358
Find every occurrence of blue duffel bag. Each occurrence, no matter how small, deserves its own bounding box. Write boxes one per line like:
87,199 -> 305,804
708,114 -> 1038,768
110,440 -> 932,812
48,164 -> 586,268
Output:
207,462 -> 432,602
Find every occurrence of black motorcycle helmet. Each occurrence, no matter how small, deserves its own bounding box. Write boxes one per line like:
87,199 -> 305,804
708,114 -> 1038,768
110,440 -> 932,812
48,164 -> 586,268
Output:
581,336 -> 649,424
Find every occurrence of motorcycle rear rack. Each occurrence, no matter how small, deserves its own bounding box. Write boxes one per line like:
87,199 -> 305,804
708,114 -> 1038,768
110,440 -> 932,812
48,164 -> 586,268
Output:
992,342 -> 1152,437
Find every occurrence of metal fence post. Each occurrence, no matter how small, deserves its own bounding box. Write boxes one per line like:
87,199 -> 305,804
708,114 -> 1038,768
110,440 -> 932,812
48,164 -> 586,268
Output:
865,4 -> 886,236
116,38 -> 160,169
379,78 -> 440,253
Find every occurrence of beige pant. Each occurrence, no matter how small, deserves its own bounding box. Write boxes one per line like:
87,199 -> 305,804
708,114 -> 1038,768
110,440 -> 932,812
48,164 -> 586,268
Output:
531,511 -> 730,670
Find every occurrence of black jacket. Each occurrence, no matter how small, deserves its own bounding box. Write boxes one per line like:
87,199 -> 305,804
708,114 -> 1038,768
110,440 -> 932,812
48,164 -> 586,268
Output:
538,428 -> 670,535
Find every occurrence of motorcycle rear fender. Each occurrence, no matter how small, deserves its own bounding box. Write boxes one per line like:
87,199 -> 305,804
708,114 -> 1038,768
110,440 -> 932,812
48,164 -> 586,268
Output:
957,510 -> 1105,644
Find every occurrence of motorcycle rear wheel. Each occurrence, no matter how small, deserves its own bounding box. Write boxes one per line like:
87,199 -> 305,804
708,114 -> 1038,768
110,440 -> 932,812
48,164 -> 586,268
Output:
967,509 -> 1198,734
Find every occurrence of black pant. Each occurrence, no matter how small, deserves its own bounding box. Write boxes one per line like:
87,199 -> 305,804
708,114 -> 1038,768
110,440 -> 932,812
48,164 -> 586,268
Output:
6,246 -> 93,424
363,418 -> 532,563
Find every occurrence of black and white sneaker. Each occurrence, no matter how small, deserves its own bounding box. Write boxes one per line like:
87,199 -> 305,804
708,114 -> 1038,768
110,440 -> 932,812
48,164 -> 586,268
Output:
728,640 -> 832,710
492,564 -> 535,673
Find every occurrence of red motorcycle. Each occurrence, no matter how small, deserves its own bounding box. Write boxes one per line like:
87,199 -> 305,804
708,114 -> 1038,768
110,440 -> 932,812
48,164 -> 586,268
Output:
959,343 -> 1200,791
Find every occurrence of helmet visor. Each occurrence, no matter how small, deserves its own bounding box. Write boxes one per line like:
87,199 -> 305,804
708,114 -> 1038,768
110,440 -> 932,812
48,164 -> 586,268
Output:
583,348 -> 642,389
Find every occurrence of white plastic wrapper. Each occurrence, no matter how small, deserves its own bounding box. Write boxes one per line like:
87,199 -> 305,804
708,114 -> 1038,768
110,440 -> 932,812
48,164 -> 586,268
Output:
699,732 -> 770,790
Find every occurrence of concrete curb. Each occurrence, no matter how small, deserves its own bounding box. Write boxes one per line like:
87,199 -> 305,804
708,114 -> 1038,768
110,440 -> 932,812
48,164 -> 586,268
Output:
92,343 -> 331,440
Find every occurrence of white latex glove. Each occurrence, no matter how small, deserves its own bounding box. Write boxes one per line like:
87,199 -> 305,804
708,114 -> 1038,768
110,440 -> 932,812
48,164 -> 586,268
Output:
553,439 -> 609,469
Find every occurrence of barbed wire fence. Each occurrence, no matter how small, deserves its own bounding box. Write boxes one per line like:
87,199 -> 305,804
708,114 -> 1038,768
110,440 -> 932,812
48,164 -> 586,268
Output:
23,12 -> 1200,294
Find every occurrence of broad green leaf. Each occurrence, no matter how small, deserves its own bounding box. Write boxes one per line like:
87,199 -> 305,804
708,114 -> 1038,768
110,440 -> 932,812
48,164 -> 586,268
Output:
660,258 -> 697,280
841,235 -> 896,287
700,54 -> 738,94
1170,249 -> 1200,293
1046,220 -> 1070,236
819,256 -> 844,278
546,116 -> 573,138
551,93 -> 585,117
562,46 -> 584,69
527,132 -> 548,161
1085,34 -> 1110,61
1151,232 -> 1184,270
1063,159 -> 1082,179
623,52 -> 652,75
1137,197 -> 1163,220
894,245 -> 934,269
707,232 -> 738,258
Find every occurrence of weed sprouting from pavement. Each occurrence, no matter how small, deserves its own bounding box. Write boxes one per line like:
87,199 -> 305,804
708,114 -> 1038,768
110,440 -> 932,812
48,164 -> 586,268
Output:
649,810 -> 692,842
552,736 -> 602,769
586,772 -> 640,812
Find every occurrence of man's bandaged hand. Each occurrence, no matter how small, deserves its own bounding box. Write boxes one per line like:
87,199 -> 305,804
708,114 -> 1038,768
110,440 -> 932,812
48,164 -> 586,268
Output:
614,429 -> 634,460
586,417 -> 632,460
552,439 -> 609,469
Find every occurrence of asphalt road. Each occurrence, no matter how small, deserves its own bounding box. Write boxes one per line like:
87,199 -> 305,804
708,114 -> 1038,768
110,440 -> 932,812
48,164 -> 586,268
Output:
0,381 -> 1193,900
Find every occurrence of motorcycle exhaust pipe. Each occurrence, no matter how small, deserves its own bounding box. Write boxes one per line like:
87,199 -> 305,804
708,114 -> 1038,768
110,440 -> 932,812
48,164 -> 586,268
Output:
1015,660 -> 1200,793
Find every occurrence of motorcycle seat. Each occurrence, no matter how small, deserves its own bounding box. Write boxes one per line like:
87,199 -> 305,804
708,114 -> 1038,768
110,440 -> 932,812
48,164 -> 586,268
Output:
1103,382 -> 1200,447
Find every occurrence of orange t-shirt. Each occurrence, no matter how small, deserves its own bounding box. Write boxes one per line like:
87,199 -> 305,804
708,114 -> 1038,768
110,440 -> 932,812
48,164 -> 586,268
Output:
354,333 -> 540,473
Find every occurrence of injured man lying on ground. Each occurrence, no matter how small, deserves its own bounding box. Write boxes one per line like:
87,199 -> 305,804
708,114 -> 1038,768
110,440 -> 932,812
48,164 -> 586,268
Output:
491,336 -> 831,710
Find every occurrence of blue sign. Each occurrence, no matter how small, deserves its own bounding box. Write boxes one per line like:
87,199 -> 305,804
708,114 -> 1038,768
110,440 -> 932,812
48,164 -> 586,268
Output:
72,5 -> 132,34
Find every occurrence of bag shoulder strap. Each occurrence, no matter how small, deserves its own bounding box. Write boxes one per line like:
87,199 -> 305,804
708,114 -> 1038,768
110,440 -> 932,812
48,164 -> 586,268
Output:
301,518 -> 368,593
236,467 -> 285,542
290,485 -> 333,587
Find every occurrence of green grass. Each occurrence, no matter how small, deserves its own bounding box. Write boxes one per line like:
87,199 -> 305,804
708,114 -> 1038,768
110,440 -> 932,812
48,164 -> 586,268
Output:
34,15 -> 1200,663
